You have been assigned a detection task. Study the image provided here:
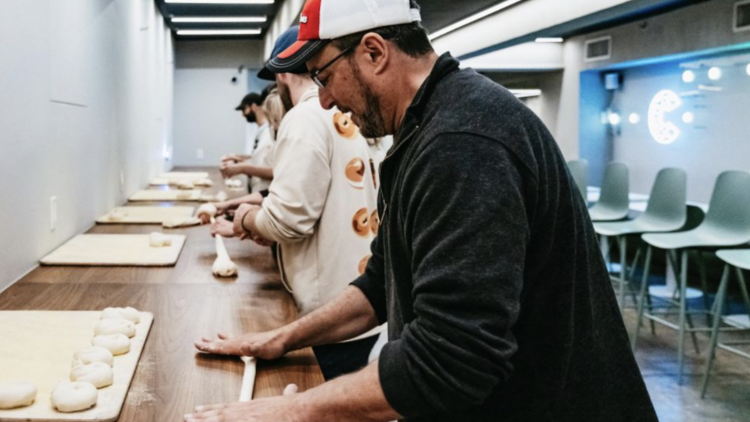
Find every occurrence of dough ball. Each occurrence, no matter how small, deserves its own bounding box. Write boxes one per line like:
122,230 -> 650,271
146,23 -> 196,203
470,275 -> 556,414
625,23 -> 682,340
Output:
69,362 -> 113,389
197,204 -> 218,219
149,232 -> 172,247
101,307 -> 140,324
194,178 -> 214,187
177,181 -> 194,190
216,191 -> 228,202
163,216 -> 201,229
92,334 -> 131,356
212,256 -> 238,278
51,381 -> 98,413
95,319 -> 136,338
73,346 -> 114,368
108,210 -> 128,221
224,179 -> 243,189
0,382 -> 37,410
176,192 -> 193,200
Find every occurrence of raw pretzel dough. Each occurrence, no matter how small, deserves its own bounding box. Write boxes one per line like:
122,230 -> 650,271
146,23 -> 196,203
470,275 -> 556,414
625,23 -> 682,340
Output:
0,382 -> 37,410
73,346 -> 114,368
92,334 -> 131,356
176,192 -> 193,200
108,210 -> 128,221
225,179 -> 243,189
195,178 -> 214,187
69,362 -> 113,389
216,191 -> 228,202
149,232 -> 172,247
101,307 -> 141,324
212,251 -> 238,277
51,381 -> 98,413
163,216 -> 201,229
95,318 -> 136,338
177,181 -> 195,190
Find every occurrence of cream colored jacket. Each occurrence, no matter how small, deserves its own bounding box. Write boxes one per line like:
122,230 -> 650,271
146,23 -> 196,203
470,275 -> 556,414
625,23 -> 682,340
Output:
253,87 -> 384,339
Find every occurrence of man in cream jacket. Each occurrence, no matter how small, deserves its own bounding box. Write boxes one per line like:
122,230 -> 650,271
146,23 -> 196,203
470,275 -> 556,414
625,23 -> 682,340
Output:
200,26 -> 385,380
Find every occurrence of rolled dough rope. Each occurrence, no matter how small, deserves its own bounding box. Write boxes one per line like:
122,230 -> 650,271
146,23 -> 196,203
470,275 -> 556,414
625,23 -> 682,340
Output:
69,362 -> 113,389
51,381 -> 98,413
194,178 -> 214,187
239,356 -> 257,402
0,382 -> 37,410
73,346 -> 114,368
92,334 -> 131,356
95,318 -> 136,338
176,192 -> 193,200
177,181 -> 195,190
197,204 -> 238,278
225,179 -> 243,189
101,306 -> 141,324
163,216 -> 202,229
149,232 -> 172,247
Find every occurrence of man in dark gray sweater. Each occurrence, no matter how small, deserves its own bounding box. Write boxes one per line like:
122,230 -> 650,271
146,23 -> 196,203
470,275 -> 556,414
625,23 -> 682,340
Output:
188,1 -> 659,421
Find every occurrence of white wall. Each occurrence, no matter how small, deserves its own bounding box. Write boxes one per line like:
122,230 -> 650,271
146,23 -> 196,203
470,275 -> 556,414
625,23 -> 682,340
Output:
172,40 -> 266,166
0,0 -> 174,293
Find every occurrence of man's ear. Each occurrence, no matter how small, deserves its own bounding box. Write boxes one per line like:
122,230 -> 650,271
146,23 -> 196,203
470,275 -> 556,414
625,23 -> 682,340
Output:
360,33 -> 389,75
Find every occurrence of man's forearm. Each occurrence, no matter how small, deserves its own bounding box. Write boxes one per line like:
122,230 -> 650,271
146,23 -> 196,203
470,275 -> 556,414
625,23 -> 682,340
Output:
296,360 -> 402,422
281,286 -> 380,352
235,164 -> 274,180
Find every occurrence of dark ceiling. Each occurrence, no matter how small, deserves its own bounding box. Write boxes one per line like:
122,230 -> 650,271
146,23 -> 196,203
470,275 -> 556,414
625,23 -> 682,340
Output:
416,0 -> 502,34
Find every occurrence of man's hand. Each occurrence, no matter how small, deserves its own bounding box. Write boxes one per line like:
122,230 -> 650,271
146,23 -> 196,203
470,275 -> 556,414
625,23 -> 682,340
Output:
221,154 -> 246,165
220,162 -> 240,179
184,384 -> 301,422
233,204 -> 260,238
210,217 -> 237,238
194,330 -> 288,360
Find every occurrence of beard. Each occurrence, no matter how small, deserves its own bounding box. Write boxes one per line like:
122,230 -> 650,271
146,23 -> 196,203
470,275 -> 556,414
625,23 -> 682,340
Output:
350,61 -> 387,138
277,81 -> 294,113
245,113 -> 256,123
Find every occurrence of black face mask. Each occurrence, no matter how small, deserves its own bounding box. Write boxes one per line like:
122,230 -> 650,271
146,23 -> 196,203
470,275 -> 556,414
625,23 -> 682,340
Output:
245,112 -> 256,123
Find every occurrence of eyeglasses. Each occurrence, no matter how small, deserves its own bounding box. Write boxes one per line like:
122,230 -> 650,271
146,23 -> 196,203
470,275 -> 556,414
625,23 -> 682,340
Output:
309,44 -> 356,88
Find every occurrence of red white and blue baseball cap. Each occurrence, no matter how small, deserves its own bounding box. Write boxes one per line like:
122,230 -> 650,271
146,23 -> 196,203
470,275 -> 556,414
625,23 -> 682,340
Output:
265,0 -> 422,75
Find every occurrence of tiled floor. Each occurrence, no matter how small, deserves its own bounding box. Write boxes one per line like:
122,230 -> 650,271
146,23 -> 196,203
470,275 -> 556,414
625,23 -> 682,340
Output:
623,307 -> 750,421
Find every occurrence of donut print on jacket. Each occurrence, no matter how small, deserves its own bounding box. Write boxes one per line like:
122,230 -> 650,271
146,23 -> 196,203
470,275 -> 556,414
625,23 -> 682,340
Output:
333,111 -> 359,139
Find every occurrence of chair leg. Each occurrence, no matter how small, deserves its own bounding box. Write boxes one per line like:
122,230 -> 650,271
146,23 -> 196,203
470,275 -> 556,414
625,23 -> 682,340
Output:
619,236 -> 628,308
701,264 -> 731,398
629,246 -> 642,309
695,251 -> 712,327
685,312 -> 701,355
735,268 -> 750,317
633,245 -> 653,352
678,250 -> 689,385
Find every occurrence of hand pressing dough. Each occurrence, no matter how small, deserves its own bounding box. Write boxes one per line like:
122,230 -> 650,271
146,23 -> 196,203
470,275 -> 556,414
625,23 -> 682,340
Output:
149,232 -> 172,247
194,178 -> 214,187
95,318 -> 136,338
69,362 -> 113,389
92,334 -> 130,356
101,306 -> 141,324
163,216 -> 201,229
73,346 -> 114,368
0,382 -> 37,410
51,382 -> 98,413
177,181 -> 195,190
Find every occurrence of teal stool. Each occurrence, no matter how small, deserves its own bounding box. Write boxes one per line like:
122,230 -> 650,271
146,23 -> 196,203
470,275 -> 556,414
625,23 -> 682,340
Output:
595,168 -> 687,308
567,159 -> 588,202
589,162 -> 630,222
633,171 -> 750,385
700,249 -> 750,398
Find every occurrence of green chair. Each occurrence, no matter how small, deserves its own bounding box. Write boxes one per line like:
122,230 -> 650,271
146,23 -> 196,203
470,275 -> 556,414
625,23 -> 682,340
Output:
633,170 -> 750,385
595,168 -> 687,307
589,162 -> 630,222
567,159 -> 588,202
700,249 -> 750,398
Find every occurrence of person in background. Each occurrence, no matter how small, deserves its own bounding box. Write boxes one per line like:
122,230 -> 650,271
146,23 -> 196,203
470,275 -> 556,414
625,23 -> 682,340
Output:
201,26 -> 386,381
186,1 -> 657,422
222,89 -> 271,164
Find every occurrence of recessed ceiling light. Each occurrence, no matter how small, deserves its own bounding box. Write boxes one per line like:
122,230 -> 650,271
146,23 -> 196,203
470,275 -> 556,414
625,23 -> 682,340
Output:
166,0 -> 274,4
171,16 -> 267,23
708,67 -> 722,81
682,112 -> 694,124
177,29 -> 262,35
682,70 -> 695,83
746,63 -> 750,76
429,0 -> 524,41
535,37 -> 563,43
629,113 -> 640,124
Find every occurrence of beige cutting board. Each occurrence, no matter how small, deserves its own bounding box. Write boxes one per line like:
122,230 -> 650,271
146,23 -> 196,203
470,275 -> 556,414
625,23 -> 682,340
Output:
96,206 -> 195,225
157,172 -> 208,180
128,190 -> 202,202
0,311 -> 154,422
40,235 -> 186,267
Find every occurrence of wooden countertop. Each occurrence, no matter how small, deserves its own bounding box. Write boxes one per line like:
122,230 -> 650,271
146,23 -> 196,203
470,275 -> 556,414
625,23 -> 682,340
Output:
0,168 -> 324,422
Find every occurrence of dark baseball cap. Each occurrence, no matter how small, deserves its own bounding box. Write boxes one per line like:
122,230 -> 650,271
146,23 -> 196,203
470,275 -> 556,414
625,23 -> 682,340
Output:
258,26 -> 309,81
235,92 -> 264,111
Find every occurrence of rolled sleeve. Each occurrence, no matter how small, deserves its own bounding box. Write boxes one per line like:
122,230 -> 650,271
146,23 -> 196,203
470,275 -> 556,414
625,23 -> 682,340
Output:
351,232 -> 388,324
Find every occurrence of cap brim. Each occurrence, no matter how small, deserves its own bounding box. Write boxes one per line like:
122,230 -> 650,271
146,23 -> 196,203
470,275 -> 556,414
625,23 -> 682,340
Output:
266,39 -> 329,75
235,104 -> 244,110
257,65 -> 276,81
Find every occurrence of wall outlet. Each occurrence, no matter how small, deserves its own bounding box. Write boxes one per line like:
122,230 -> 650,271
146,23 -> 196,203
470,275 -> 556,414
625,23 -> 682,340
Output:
50,196 -> 58,232
196,148 -> 205,160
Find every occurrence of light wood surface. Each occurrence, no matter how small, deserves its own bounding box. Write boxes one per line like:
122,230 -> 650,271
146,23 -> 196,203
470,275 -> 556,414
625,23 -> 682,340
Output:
128,190 -> 202,202
1,168 -> 324,422
96,207 -> 195,225
0,311 -> 154,422
40,235 -> 186,267
157,172 -> 209,180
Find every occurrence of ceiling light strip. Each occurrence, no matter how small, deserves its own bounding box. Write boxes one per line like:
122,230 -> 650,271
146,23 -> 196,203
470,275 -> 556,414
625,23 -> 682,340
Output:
165,0 -> 274,4
429,0 -> 524,41
171,16 -> 267,23
176,29 -> 262,35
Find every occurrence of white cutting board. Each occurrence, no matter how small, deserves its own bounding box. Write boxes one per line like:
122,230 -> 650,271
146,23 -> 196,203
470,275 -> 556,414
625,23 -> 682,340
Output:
157,172 -> 208,180
0,311 -> 154,422
96,206 -> 195,225
128,190 -> 202,202
40,235 -> 186,267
